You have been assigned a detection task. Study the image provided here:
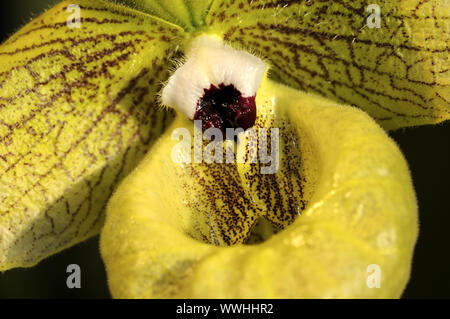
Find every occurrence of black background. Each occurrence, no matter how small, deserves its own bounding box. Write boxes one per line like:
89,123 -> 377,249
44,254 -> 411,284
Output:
0,0 -> 448,299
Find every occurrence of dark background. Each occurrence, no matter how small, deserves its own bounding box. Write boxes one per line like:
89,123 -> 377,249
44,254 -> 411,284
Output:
0,1 -> 448,299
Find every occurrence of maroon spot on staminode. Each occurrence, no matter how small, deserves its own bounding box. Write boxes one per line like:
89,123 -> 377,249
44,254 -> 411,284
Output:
193,84 -> 256,138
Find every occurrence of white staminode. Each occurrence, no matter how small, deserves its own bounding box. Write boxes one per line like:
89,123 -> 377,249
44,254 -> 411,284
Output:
162,35 -> 267,119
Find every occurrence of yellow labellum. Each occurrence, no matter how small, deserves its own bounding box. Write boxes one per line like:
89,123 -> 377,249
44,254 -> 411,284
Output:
0,0 -> 443,280
100,77 -> 418,298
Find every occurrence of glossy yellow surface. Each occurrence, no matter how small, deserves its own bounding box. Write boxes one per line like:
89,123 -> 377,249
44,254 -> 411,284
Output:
101,78 -> 418,298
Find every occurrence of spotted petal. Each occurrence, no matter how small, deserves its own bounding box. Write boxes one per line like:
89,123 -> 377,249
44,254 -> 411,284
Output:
206,0 -> 450,129
0,0 -> 184,270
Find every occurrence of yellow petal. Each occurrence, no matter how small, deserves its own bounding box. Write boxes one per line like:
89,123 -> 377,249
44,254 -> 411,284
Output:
0,0 -> 185,270
206,0 -> 450,129
100,78 -> 418,298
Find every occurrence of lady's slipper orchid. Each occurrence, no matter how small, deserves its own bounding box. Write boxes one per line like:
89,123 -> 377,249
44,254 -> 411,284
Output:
0,0 -> 448,298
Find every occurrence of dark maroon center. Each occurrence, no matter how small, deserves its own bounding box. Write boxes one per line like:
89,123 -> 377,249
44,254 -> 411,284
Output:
193,84 -> 256,137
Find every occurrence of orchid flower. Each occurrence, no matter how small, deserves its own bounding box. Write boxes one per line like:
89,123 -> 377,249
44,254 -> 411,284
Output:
0,0 -> 448,298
